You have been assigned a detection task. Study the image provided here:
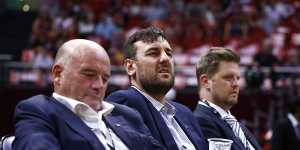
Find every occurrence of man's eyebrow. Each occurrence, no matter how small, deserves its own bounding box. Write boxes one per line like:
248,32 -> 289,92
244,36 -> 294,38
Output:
146,47 -> 160,52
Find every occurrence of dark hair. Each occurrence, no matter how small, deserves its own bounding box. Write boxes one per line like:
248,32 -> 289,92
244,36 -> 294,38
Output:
123,26 -> 167,59
196,47 -> 240,79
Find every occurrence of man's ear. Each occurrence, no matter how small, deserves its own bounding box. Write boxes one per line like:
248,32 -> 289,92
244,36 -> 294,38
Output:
124,58 -> 137,76
52,64 -> 63,86
199,74 -> 210,90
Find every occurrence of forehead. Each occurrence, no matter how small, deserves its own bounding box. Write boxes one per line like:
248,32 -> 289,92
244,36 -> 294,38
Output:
216,61 -> 240,75
134,38 -> 172,52
72,49 -> 111,71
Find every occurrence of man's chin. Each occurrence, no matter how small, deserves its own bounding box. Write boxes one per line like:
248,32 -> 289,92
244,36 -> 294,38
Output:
82,97 -> 101,109
157,73 -> 171,79
157,75 -> 174,82
143,82 -> 173,94
229,99 -> 238,105
87,101 -> 101,111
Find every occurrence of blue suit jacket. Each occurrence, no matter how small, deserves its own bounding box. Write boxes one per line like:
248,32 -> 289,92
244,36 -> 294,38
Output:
193,104 -> 262,150
105,87 -> 208,150
13,95 -> 165,150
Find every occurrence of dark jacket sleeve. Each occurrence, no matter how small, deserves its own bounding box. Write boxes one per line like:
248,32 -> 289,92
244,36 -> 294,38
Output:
271,120 -> 286,150
172,102 -> 209,150
194,113 -> 224,139
13,98 -> 61,150
111,103 -> 166,150
105,91 -> 130,105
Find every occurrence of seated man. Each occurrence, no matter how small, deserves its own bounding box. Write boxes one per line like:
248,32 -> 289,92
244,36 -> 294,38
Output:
271,98 -> 300,150
193,47 -> 261,150
106,27 -> 207,150
13,39 -> 164,150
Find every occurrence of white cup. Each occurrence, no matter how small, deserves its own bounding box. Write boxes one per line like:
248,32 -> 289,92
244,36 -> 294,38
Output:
208,138 -> 233,150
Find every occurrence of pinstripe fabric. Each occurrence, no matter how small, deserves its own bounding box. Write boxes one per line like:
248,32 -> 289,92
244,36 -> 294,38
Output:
223,114 -> 255,150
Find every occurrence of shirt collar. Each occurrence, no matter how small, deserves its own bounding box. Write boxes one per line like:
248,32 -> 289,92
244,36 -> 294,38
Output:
52,92 -> 114,121
131,86 -> 176,116
287,113 -> 299,127
100,101 -> 115,118
198,99 -> 230,119
161,102 -> 176,117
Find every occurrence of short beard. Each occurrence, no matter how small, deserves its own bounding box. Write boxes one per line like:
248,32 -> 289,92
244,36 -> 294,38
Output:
213,94 -> 237,110
140,75 -> 174,96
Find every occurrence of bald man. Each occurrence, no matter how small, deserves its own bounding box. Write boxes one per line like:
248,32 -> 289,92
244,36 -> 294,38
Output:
13,39 -> 165,150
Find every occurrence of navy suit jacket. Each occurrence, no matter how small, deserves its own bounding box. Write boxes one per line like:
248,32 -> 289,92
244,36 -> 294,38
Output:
271,118 -> 300,150
105,87 -> 208,150
13,95 -> 165,150
193,104 -> 262,150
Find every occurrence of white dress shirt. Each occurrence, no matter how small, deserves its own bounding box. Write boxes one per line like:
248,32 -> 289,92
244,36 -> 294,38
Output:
132,86 -> 196,150
53,93 -> 128,150
287,113 -> 300,138
287,113 -> 299,128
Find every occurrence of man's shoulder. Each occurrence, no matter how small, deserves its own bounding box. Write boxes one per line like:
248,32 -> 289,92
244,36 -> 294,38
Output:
108,102 -> 146,126
168,101 -> 198,121
169,101 -> 192,112
275,117 -> 292,129
194,103 -> 211,113
109,102 -> 140,116
106,88 -> 146,105
108,88 -> 139,97
193,104 -> 218,120
110,102 -> 132,111
17,94 -> 53,107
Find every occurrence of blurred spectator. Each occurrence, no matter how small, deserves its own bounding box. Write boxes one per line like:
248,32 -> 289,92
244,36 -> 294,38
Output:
271,97 -> 300,150
39,0 -> 60,17
142,0 -> 169,22
95,13 -> 121,41
254,39 -> 279,67
284,46 -> 300,66
262,0 -> 294,34
33,45 -> 54,69
244,63 -> 265,90
29,13 -> 53,46
78,6 -> 95,38
21,48 -> 35,64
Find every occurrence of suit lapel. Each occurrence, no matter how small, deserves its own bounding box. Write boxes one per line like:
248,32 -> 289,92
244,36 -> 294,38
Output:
144,100 -> 179,150
197,104 -> 246,150
173,111 -> 196,147
103,115 -> 134,149
50,97 -> 106,150
240,124 -> 261,150
130,87 -> 179,150
218,116 -> 246,150
129,88 -> 162,140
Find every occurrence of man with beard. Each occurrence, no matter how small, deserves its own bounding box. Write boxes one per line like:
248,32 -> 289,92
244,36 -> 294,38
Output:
106,27 -> 207,150
193,47 -> 261,150
13,39 -> 164,150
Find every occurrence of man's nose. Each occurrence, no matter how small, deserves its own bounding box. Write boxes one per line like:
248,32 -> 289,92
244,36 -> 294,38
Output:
232,78 -> 239,87
160,50 -> 171,62
92,76 -> 104,89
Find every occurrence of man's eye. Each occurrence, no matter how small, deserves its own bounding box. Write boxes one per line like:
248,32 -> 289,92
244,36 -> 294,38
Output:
83,72 -> 96,77
166,51 -> 173,57
147,52 -> 158,56
224,76 -> 233,81
102,77 -> 109,83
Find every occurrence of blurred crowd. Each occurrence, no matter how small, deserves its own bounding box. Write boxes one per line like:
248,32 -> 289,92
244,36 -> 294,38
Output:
21,0 -> 300,68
